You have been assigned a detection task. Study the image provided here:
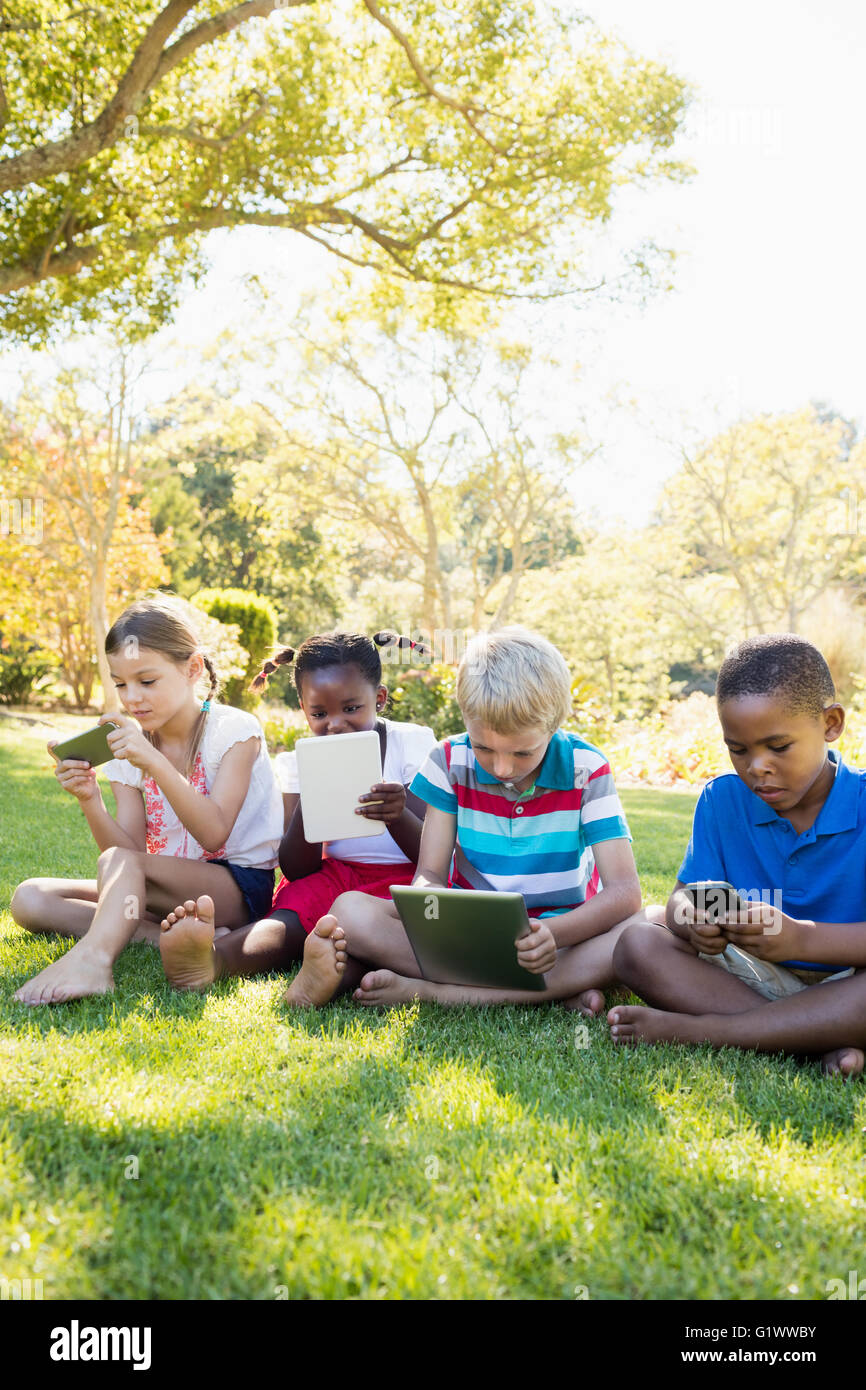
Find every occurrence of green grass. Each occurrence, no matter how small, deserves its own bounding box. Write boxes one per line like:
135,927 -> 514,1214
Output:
1,720 -> 864,1300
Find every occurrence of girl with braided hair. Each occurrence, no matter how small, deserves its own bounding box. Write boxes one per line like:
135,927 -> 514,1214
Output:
157,629 -> 436,1000
11,595 -> 283,1006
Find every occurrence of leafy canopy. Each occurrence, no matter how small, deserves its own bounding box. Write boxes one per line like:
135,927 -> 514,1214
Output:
0,0 -> 691,341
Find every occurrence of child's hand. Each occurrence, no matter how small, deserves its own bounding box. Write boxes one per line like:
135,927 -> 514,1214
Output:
49,744 -> 99,802
672,894 -> 727,955
720,902 -> 803,962
356,782 -> 406,825
688,910 -> 729,957
517,918 -> 558,975
102,715 -> 157,774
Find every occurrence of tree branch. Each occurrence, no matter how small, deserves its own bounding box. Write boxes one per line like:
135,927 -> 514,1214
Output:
152,0 -> 312,86
361,0 -> 508,155
0,0 -> 310,193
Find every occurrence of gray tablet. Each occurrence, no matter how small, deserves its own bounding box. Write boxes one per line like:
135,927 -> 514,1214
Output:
390,885 -> 547,991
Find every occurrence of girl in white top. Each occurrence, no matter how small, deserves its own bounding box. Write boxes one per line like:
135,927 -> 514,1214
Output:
11,596 -> 283,1007
156,630 -> 436,999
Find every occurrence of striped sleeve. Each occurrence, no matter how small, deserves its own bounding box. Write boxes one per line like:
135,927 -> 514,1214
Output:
577,746 -> 631,845
409,741 -> 458,815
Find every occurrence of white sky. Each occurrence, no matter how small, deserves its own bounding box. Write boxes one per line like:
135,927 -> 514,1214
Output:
3,0 -> 865,525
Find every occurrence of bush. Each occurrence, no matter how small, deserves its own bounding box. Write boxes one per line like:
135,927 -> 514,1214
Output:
195,589 -> 279,710
0,631 -> 57,706
603,693 -> 729,786
261,710 -> 307,756
387,664 -> 463,739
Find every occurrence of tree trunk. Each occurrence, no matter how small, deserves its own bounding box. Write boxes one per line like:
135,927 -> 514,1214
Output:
89,556 -> 113,711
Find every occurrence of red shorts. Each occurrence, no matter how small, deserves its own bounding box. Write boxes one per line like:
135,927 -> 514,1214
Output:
270,857 -> 417,933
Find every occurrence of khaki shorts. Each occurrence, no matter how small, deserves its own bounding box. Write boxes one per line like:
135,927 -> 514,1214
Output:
700,944 -> 855,1002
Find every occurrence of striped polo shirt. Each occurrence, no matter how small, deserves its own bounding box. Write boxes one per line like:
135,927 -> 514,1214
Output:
409,729 -> 631,915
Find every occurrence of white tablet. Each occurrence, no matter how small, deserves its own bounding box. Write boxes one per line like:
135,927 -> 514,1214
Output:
294,730 -> 386,843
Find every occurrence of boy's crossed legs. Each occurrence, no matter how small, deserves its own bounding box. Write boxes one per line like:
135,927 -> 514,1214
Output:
609,917 -> 865,1078
283,890 -> 637,1012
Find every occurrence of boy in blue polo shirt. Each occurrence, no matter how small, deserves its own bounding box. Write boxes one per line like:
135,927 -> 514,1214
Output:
608,633 -> 866,1078
284,626 -> 641,1009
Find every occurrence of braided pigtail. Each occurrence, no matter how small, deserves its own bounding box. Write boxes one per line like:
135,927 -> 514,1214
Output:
185,653 -> 221,779
249,646 -> 296,693
373,630 -> 433,662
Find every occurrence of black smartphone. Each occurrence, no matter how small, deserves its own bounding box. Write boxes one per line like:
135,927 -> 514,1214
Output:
683,881 -> 749,923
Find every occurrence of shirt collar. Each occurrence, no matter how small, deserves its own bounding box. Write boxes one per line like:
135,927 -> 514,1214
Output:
746,750 -> 857,831
472,728 -> 573,789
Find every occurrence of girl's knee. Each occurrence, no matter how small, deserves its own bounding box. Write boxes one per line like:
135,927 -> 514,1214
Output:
331,890 -> 375,923
96,845 -> 143,880
9,880 -> 47,931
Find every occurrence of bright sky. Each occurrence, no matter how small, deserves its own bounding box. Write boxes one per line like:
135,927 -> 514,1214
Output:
573,0 -> 866,520
3,0 -> 865,525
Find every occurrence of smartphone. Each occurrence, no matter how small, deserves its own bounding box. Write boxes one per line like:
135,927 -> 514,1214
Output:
49,722 -> 120,768
683,881 -> 749,922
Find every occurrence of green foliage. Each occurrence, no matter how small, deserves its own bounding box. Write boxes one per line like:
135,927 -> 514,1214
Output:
0,631 -> 57,705
387,664 -> 463,739
604,693 -> 730,787
195,589 -> 278,710
653,407 -> 866,639
144,390 -> 338,634
261,712 -> 305,756
0,1 -> 691,343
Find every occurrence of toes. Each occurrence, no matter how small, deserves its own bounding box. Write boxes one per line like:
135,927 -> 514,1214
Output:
360,970 -> 390,991
184,900 -> 196,913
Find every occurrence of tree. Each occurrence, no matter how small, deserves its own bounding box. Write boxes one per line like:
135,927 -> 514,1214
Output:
3,353 -> 169,705
262,319 -> 589,633
514,531 -> 688,720
142,387 -> 339,635
651,407 -> 866,640
0,0 -> 691,342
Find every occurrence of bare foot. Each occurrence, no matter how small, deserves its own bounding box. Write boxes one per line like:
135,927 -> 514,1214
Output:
822,1046 -> 865,1079
607,1003 -> 709,1046
353,969 -> 430,1006
13,940 -> 113,1006
284,915 -> 347,1008
159,896 -> 221,992
563,988 -> 605,1017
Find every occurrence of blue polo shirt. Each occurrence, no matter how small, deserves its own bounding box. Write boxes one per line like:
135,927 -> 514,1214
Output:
678,751 -> 866,970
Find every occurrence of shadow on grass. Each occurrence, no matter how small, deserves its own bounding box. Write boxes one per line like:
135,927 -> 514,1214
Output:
0,1065 -> 857,1300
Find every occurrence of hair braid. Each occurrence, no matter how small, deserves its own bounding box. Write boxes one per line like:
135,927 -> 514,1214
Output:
249,646 -> 296,693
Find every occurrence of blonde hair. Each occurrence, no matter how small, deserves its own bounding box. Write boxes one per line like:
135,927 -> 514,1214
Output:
456,626 -> 572,735
105,594 -> 220,778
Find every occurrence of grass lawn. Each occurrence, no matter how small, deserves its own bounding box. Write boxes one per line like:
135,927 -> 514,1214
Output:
1,720 -> 864,1301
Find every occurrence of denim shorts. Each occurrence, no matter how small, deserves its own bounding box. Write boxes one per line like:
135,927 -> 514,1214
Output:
217,862 -> 276,923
